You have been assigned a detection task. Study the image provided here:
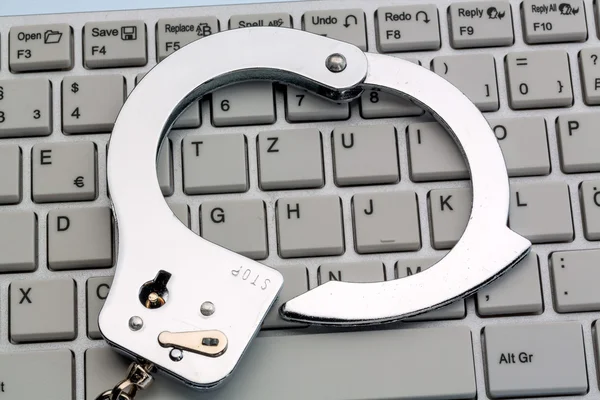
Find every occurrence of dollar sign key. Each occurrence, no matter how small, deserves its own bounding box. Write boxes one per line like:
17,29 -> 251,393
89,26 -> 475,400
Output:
71,82 -> 79,94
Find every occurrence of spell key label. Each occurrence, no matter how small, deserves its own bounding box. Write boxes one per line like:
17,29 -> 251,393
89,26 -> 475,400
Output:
9,23 -> 73,72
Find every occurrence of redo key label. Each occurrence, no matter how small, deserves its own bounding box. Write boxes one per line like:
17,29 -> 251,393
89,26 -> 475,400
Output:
375,4 -> 441,52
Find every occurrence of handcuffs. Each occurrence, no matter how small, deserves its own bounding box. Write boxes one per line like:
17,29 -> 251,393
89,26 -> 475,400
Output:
97,27 -> 531,399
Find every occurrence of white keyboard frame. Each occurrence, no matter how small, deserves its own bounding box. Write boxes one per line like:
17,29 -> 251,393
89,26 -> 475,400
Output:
1,0 -> 600,399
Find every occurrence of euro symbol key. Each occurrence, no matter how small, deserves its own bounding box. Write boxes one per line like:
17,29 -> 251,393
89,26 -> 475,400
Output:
74,176 -> 84,188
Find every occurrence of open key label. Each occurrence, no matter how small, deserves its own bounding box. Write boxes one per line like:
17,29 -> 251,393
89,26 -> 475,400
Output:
100,27 -> 531,396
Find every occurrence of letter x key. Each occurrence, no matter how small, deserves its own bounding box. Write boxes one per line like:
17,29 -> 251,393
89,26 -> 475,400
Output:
19,288 -> 32,304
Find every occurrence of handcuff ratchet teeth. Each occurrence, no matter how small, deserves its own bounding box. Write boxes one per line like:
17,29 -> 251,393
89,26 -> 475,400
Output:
99,27 -> 531,395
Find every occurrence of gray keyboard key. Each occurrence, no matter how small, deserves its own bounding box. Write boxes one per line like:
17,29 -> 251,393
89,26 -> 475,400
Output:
263,265 -> 308,329
509,182 -> 574,243
360,88 -> 423,119
522,0 -> 587,44
319,261 -> 386,283
258,128 -> 324,190
352,192 -> 420,253
47,207 -> 113,270
62,75 -> 125,134
506,50 -> 573,109
429,188 -> 471,249
407,122 -> 468,182
32,141 -> 96,203
484,322 -> 587,398
230,13 -> 292,29
277,195 -> 344,258
489,117 -> 550,176
410,118 -> 550,180
10,278 -> 76,342
551,249 -> 600,312
212,82 -> 275,126
156,17 -> 219,61
449,2 -> 514,48
0,145 -> 21,204
0,349 -> 73,400
86,348 -> 131,400
332,125 -> 399,186
168,203 -> 190,228
286,87 -> 349,122
182,133 -> 248,194
87,276 -> 112,339
84,20 -> 147,68
157,140 -> 173,196
0,78 -> 52,137
396,257 -> 466,321
9,24 -> 73,72
360,61 -> 423,118
579,48 -> 600,104
86,327 -> 476,400
581,180 -> 600,240
303,9 -> 367,50
136,73 -> 200,129
432,54 -> 499,111
200,199 -> 268,260
477,252 -> 543,316
557,112 -> 600,173
376,5 -> 441,52
0,211 -> 37,273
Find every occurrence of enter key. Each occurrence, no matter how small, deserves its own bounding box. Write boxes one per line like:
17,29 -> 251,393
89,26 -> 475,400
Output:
483,322 -> 587,398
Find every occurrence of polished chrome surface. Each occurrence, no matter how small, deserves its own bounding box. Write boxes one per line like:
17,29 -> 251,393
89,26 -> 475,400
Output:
103,27 -> 363,389
105,26 -> 530,389
283,53 -> 532,324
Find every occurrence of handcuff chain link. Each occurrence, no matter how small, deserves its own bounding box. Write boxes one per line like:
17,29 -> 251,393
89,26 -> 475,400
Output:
94,362 -> 154,400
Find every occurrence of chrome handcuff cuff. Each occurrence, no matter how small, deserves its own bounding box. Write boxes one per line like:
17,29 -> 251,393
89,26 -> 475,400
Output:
98,27 -> 531,399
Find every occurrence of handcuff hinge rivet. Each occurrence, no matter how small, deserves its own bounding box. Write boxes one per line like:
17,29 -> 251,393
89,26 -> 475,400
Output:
326,53 -> 347,73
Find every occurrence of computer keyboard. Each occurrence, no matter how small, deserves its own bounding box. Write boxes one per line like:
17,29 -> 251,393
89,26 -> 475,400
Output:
0,0 -> 600,398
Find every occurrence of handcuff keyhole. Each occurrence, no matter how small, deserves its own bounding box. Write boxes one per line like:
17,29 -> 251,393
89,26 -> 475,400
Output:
139,270 -> 171,309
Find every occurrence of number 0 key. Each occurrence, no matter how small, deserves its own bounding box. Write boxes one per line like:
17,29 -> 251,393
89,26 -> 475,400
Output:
505,51 -> 573,109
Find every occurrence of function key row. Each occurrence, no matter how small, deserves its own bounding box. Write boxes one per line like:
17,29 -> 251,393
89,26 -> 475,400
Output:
4,0 -> 598,73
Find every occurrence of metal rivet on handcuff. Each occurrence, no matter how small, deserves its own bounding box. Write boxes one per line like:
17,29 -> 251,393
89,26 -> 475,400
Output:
97,27 -> 531,399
